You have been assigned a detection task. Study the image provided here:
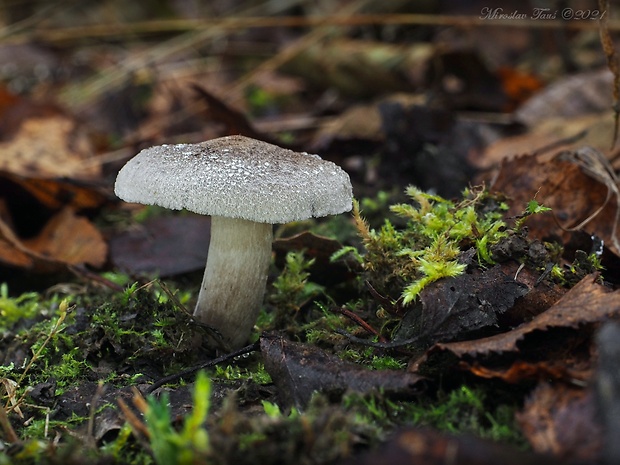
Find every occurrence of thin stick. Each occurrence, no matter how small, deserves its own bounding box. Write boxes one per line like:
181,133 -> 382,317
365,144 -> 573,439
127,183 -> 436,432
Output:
145,341 -> 260,394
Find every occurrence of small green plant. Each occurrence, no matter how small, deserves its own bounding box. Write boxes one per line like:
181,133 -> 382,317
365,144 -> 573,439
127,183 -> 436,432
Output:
514,198 -> 552,229
269,251 -> 324,320
141,371 -> 211,465
1,300 -> 70,413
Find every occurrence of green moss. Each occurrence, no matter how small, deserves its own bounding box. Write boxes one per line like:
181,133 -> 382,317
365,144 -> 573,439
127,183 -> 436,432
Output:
337,186 -> 547,307
213,362 -> 272,385
344,385 -> 524,446
0,283 -> 40,327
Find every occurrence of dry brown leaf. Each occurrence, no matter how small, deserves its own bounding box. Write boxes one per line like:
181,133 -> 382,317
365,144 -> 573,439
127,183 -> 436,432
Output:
0,207 -> 107,272
421,274 -> 617,359
412,275 -> 618,385
109,214 -> 210,277
515,69 -> 612,127
517,383 -> 602,462
0,115 -> 99,179
479,111 -> 618,169
23,207 -> 107,267
490,149 -> 620,257
2,171 -> 110,211
261,334 -> 425,410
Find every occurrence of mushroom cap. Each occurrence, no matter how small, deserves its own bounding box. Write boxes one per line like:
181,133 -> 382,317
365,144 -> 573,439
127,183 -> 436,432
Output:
114,135 -> 353,224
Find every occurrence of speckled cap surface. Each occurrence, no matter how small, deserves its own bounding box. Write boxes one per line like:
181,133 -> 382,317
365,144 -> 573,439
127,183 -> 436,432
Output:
114,135 -> 353,223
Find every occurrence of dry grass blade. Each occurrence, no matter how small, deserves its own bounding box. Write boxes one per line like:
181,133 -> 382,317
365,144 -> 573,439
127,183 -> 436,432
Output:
0,403 -> 19,444
117,393 -> 150,440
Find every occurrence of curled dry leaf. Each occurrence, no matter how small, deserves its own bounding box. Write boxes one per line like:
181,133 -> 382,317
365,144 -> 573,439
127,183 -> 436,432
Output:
0,207 -> 107,272
490,148 -> 620,257
413,275 -> 619,381
23,207 -> 107,267
394,262 -> 529,346
2,171 -> 110,211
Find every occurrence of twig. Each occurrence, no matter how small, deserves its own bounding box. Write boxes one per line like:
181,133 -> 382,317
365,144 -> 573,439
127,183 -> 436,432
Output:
145,341 -> 260,394
332,306 -> 387,342
335,329 -> 428,349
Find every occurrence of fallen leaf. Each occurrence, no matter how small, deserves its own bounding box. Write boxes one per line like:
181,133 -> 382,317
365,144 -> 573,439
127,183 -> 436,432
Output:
109,214 -> 211,277
479,111 -> 617,169
23,207 -> 107,267
394,262 -> 529,346
2,171 -> 110,211
260,334 -> 425,410
463,360 -> 591,385
490,149 -> 620,257
340,427 -> 559,465
0,207 -> 107,272
0,113 -> 100,179
514,69 -> 612,127
413,275 -> 619,379
517,383 -> 602,463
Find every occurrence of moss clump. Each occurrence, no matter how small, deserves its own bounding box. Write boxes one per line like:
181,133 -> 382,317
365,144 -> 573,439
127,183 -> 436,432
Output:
343,384 -> 524,446
346,186 -> 510,306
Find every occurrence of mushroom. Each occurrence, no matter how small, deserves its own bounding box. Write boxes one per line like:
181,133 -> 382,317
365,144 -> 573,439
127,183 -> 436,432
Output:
114,135 -> 352,350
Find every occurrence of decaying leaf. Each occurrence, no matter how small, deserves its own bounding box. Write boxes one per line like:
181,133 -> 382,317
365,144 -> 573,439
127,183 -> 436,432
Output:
514,69 -> 612,127
0,113 -> 100,179
491,149 -> 620,257
260,334 -> 425,410
517,383 -> 602,463
479,111 -> 617,169
23,207 -> 107,267
0,207 -> 107,272
414,275 -> 620,381
340,427 -> 558,465
2,171 -> 110,211
109,214 -> 211,277
394,262 -> 529,346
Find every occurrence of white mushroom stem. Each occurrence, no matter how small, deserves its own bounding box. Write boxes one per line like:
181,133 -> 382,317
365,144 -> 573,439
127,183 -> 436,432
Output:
194,216 -> 273,350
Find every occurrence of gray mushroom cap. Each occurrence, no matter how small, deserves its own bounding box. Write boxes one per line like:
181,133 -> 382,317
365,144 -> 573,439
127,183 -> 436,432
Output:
114,135 -> 353,224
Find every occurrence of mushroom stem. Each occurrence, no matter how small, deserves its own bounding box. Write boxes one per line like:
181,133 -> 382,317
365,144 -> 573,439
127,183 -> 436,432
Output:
194,216 -> 273,350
